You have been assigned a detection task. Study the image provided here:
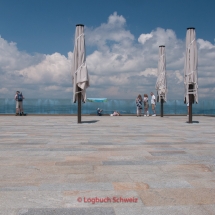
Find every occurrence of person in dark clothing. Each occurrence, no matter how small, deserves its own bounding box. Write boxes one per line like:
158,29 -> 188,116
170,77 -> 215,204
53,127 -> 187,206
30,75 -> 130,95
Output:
14,91 -> 25,116
97,108 -> 103,116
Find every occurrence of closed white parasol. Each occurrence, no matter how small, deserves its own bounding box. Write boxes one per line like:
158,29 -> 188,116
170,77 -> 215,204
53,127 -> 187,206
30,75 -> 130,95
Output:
184,27 -> 198,123
71,24 -> 90,123
155,45 -> 167,117
72,24 -> 90,103
156,45 -> 167,102
184,28 -> 198,104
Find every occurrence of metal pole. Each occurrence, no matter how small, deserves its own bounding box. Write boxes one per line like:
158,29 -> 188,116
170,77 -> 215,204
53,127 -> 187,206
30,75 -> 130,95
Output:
161,98 -> 164,117
188,84 -> 193,123
77,86 -> 81,123
189,94 -> 192,123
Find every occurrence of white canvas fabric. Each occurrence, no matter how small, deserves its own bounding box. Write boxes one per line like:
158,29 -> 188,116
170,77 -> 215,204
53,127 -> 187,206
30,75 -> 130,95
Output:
72,25 -> 90,103
155,46 -> 167,102
184,28 -> 198,103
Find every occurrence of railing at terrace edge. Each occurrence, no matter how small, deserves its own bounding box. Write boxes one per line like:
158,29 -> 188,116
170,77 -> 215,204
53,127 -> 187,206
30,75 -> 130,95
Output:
0,99 -> 214,115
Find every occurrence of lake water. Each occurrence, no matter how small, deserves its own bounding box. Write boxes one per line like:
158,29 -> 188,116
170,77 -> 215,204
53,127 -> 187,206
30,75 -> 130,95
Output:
0,99 -> 214,115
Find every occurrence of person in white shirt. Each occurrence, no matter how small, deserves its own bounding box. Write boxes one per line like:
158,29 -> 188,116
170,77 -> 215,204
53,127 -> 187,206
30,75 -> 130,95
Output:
150,92 -> 156,116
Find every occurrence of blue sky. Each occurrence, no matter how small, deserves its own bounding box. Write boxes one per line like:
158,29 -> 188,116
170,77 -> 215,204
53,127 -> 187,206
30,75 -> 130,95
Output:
0,0 -> 215,99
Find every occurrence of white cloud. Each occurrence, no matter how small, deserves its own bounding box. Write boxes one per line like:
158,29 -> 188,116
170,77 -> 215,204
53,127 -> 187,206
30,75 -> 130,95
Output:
197,39 -> 215,50
19,52 -> 71,85
0,36 -> 44,73
85,12 -> 134,49
139,68 -> 157,77
0,13 -> 215,100
138,33 -> 153,45
44,85 -> 61,91
175,70 -> 183,83
0,88 -> 9,93
0,36 -> 72,98
65,87 -> 72,93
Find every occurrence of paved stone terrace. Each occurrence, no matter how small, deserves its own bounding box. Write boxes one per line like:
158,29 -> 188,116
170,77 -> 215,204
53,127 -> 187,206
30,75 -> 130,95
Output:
0,115 -> 215,215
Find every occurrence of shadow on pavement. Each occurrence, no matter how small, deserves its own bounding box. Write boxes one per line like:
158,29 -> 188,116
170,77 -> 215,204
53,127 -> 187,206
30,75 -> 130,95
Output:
186,121 -> 199,123
81,120 -> 99,123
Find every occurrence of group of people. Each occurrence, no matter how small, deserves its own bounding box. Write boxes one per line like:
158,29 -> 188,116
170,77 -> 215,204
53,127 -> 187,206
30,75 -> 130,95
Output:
97,92 -> 156,117
136,92 -> 156,117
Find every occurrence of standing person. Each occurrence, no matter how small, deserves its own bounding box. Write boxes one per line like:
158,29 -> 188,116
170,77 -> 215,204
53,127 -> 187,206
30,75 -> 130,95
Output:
136,94 -> 143,117
150,92 -> 156,116
143,94 -> 149,117
14,91 -> 19,116
14,91 -> 25,116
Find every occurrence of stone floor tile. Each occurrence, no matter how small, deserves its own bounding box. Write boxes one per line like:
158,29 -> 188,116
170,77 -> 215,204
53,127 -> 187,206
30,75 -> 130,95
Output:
138,188 -> 215,206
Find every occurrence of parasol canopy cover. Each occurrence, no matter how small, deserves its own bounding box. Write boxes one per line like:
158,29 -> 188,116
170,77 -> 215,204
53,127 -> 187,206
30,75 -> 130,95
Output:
155,46 -> 167,102
184,28 -> 198,104
72,24 -> 90,103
